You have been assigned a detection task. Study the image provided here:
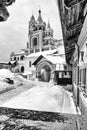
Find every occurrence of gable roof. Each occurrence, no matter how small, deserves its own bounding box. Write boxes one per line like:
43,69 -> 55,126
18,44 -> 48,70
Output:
32,54 -> 65,65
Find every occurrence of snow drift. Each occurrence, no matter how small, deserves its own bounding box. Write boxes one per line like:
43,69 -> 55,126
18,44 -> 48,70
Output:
0,69 -> 22,93
0,69 -> 14,78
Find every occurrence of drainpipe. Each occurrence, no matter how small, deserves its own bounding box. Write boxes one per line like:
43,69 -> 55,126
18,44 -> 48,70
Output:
75,43 -> 80,106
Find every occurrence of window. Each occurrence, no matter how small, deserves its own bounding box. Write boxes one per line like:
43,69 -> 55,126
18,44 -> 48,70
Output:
33,37 -> 38,47
79,69 -> 81,86
48,33 -> 50,36
21,66 -> 24,72
35,48 -> 39,52
81,51 -> 84,61
83,68 -> 86,87
80,68 -> 86,91
20,55 -> 24,60
14,57 -> 16,60
39,27 -> 42,30
65,71 -> 67,75
17,57 -> 19,61
29,61 -> 31,67
30,49 -> 33,53
10,57 -> 13,61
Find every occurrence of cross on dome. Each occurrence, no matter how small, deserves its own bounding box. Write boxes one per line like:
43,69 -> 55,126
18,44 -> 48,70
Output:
37,7 -> 43,23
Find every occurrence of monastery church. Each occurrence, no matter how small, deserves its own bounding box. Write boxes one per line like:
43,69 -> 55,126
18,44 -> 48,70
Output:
10,9 -> 65,82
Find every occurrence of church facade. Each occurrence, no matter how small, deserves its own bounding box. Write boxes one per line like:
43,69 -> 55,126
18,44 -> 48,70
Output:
10,9 -> 65,81
25,9 -> 59,54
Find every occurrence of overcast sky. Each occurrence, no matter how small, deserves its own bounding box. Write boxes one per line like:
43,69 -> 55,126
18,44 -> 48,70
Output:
0,0 -> 62,62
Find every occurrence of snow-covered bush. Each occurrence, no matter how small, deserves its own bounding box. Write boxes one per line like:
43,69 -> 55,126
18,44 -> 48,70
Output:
0,69 -> 23,94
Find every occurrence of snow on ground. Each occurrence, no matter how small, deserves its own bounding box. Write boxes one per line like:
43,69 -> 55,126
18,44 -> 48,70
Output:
2,85 -> 77,114
0,69 -> 22,93
0,69 -> 14,78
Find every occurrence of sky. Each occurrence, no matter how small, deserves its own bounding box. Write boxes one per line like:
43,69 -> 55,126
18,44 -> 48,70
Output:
0,0 -> 63,62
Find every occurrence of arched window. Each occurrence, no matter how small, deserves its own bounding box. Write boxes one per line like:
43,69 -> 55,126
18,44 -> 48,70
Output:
48,33 -> 50,36
14,57 -> 16,60
21,66 -> 24,72
33,37 -> 38,47
20,55 -> 24,60
29,61 -> 31,67
39,27 -> 42,30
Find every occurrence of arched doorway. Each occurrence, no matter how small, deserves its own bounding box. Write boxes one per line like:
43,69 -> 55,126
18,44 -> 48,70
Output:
32,37 -> 38,47
40,65 -> 51,82
21,66 -> 24,72
37,61 -> 54,82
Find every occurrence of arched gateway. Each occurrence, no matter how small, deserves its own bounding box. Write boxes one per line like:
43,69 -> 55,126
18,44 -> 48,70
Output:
33,54 -> 65,82
36,60 -> 55,82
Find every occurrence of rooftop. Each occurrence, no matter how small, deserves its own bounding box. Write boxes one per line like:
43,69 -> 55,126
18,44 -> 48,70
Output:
33,54 -> 65,65
26,48 -> 59,58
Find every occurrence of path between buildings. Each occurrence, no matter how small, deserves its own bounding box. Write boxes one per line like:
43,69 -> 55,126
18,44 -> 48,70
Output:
0,79 -> 79,129
0,78 -> 77,115
0,79 -> 53,106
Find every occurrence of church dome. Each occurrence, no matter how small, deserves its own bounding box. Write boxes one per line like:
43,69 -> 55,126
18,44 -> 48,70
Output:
45,21 -> 53,37
37,9 -> 43,23
29,14 -> 36,27
36,9 -> 46,30
31,15 -> 35,22
47,21 -> 51,30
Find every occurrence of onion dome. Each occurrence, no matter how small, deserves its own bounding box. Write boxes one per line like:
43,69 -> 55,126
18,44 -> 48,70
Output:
29,14 -> 36,27
31,14 -> 35,22
10,52 -> 15,56
35,9 -> 46,31
45,21 -> 53,37
37,9 -> 43,23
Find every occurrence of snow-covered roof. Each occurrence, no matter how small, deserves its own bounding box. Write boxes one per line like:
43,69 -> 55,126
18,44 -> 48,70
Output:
26,49 -> 58,58
44,55 -> 65,64
9,61 -> 17,64
11,51 -> 25,56
33,54 -> 65,65
44,36 -> 57,41
22,71 -> 32,75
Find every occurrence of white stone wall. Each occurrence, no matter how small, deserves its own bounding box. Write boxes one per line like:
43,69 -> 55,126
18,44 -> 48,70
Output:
24,56 -> 37,72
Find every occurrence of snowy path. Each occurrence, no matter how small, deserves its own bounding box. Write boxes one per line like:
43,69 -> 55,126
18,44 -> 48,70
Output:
1,83 -> 77,114
0,80 -> 34,105
0,79 -> 53,105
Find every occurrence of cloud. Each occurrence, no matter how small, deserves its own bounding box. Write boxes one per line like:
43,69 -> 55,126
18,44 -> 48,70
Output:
0,0 -> 62,62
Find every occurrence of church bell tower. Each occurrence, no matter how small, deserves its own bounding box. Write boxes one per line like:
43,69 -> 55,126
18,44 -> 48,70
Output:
28,9 -> 46,53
